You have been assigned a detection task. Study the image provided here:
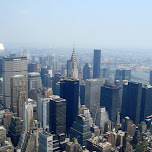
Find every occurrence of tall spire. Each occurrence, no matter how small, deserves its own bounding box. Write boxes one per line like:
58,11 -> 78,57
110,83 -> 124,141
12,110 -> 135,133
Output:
71,47 -> 76,62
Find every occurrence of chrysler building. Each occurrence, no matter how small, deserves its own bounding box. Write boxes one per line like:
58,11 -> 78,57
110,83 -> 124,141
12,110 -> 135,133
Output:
67,48 -> 78,79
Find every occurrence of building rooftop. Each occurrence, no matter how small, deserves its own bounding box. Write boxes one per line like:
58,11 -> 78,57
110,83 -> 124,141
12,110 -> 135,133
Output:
28,72 -> 40,77
13,75 -> 25,78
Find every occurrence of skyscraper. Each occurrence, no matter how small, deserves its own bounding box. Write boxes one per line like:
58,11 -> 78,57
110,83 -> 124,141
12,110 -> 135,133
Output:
39,130 -> 53,152
11,75 -> 28,119
126,82 -> 142,124
83,63 -> 90,81
28,72 -> 42,92
67,48 -> 78,79
3,56 -> 27,108
115,69 -> 131,83
23,102 -> 33,133
85,78 -> 105,120
37,97 -> 50,127
28,63 -> 37,72
60,78 -> 79,132
149,70 -> 152,85
100,84 -> 120,122
140,85 -> 152,121
52,73 -> 62,95
93,49 -> 101,78
70,114 -> 92,146
49,96 -> 66,135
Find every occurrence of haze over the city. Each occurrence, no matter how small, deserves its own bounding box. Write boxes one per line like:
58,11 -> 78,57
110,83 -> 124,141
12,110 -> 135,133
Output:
0,0 -> 152,49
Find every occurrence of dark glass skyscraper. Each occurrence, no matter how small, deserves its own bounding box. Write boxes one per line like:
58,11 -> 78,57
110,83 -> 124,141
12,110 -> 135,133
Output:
60,78 -> 79,132
70,114 -> 92,146
100,84 -> 120,122
140,85 -> 152,121
126,82 -> 142,124
49,96 -> 66,135
93,49 -> 101,78
149,70 -> 152,85
83,63 -> 90,81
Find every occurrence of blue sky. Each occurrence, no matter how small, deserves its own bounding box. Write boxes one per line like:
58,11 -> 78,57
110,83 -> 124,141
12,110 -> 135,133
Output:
0,0 -> 152,49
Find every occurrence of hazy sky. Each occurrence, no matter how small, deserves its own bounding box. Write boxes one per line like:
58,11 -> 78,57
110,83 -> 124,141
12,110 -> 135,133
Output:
0,0 -> 152,49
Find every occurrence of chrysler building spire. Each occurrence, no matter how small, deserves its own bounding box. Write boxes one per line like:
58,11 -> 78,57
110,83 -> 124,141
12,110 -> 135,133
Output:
67,47 -> 78,79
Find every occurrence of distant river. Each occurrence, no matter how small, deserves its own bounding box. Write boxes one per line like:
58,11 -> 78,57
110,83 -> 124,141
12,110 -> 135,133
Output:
103,66 -> 150,84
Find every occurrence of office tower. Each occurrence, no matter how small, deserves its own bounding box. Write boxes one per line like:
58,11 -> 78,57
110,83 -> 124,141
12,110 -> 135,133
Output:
80,83 -> 85,105
100,84 -> 120,122
96,107 -> 110,133
40,66 -> 48,85
0,43 -> 5,57
3,56 -> 27,108
83,63 -> 90,81
43,73 -> 52,88
93,49 -> 101,78
52,73 -> 62,95
28,63 -> 37,72
80,105 -> 93,127
8,116 -> 23,147
70,114 -> 92,146
0,77 -> 2,95
140,85 -> 152,121
49,96 -> 66,135
39,130 -> 53,152
37,97 -> 50,127
115,69 -> 131,82
122,69 -> 131,81
60,78 -> 79,132
0,58 -> 3,77
67,48 -> 78,79
102,67 -> 110,79
28,72 -> 42,92
23,102 -> 33,133
149,70 -> 152,85
126,82 -> 142,124
121,82 -> 128,119
85,78 -> 105,120
11,75 -> 28,119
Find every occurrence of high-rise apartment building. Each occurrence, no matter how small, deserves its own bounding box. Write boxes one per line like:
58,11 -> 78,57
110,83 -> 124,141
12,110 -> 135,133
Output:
11,75 -> 28,119
60,78 -> 79,132
93,49 -> 101,78
85,78 -> 105,120
3,56 -> 27,108
67,49 -> 78,79
49,96 -> 66,135
83,63 -> 90,81
100,85 -> 120,122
